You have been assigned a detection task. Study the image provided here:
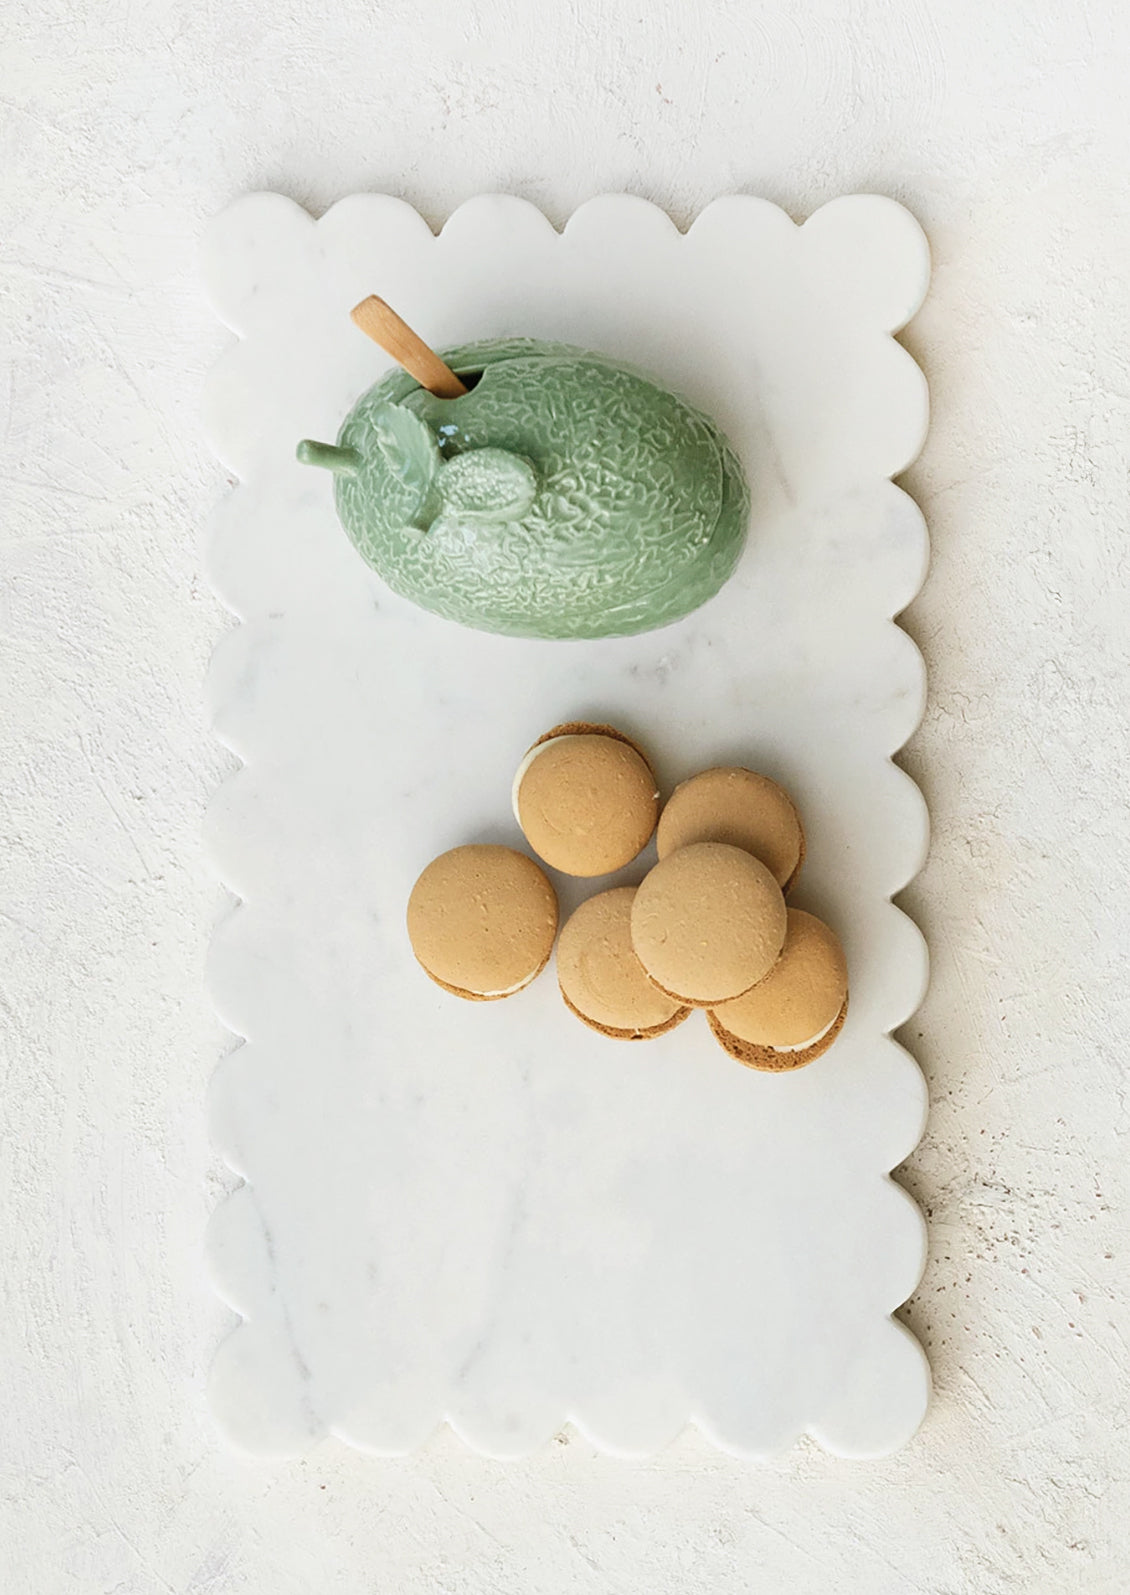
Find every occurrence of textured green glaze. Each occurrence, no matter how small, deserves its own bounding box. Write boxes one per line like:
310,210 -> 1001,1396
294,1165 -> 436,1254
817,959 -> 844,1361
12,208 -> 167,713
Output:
297,339 -> 749,639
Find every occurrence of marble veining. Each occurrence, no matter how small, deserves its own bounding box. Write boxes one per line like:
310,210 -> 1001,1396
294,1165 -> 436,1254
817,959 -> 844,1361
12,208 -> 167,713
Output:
203,191 -> 932,1460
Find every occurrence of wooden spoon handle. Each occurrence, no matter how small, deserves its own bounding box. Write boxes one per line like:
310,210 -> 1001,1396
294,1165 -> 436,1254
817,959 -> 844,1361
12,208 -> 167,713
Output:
350,295 -> 468,399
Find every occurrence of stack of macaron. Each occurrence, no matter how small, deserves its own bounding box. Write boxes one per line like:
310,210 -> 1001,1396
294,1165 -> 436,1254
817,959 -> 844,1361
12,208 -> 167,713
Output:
406,723 -> 848,1071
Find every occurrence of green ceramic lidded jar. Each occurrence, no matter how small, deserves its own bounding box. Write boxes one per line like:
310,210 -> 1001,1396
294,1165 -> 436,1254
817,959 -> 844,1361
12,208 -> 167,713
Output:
297,338 -> 750,640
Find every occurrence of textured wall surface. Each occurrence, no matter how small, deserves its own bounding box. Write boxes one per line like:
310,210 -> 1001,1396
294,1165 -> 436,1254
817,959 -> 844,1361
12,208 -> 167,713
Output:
2,2 -> 1128,1591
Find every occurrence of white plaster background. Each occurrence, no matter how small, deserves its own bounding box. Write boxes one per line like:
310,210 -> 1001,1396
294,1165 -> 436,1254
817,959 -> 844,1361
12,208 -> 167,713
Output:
1,1 -> 1127,1590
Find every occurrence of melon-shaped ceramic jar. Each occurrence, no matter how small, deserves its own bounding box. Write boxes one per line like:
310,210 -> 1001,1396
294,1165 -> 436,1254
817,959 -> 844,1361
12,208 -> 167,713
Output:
297,338 -> 749,639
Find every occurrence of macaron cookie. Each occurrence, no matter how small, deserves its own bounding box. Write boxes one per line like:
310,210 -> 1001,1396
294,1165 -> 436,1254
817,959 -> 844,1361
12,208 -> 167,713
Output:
512,722 -> 659,877
557,887 -> 691,1040
630,841 -> 788,1006
656,766 -> 805,890
407,844 -> 558,1000
707,908 -> 848,1070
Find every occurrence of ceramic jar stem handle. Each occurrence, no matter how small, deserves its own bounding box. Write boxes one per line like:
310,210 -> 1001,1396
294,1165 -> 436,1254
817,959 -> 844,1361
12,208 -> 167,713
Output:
296,440 -> 363,475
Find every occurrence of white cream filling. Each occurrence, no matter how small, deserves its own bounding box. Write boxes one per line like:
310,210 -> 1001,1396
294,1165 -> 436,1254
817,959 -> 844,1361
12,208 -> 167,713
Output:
510,735 -> 577,824
772,1009 -> 841,1052
479,970 -> 540,998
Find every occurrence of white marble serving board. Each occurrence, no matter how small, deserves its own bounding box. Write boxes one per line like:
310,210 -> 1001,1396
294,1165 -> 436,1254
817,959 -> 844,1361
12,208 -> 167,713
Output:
202,191 -> 931,1460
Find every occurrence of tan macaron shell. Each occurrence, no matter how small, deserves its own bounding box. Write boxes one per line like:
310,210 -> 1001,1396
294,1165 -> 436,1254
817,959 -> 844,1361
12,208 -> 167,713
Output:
630,842 -> 788,1006
557,887 -> 691,1040
407,844 -> 558,1000
656,766 -> 805,890
708,908 -> 848,1069
515,724 -> 659,877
